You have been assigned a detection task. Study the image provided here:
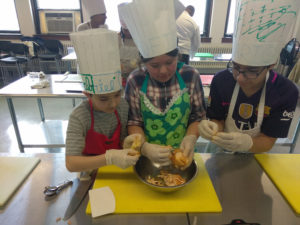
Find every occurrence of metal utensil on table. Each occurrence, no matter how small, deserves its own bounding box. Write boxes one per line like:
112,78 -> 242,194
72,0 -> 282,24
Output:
44,180 -> 73,197
63,170 -> 97,221
134,156 -> 198,192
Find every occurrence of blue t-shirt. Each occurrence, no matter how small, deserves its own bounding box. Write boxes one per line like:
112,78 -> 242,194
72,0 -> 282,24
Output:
207,69 -> 298,138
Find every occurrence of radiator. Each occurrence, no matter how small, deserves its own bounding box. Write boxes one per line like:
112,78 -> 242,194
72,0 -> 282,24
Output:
190,45 -> 232,74
198,46 -> 232,54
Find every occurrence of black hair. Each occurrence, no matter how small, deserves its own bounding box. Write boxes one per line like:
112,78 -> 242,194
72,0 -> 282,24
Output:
120,27 -> 125,41
186,5 -> 195,14
140,48 -> 179,63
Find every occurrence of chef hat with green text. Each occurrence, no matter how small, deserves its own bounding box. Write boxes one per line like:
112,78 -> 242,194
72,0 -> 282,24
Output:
70,28 -> 122,95
232,0 -> 300,66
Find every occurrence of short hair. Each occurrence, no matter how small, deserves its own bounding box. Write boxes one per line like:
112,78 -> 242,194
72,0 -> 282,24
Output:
186,5 -> 195,15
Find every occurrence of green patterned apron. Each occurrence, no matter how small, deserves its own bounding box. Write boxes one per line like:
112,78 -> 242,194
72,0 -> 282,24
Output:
141,62 -> 191,148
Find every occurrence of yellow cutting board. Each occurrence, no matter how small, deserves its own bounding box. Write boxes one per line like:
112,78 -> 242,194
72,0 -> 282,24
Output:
0,156 -> 40,207
86,154 -> 222,214
255,154 -> 300,214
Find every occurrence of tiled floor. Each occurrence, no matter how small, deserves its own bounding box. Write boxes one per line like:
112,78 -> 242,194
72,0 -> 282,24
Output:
0,96 -> 299,154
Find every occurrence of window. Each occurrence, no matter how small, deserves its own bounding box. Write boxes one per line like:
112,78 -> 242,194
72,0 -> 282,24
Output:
104,0 -> 131,32
105,0 -> 212,37
180,0 -> 208,36
224,0 -> 236,37
36,0 -> 80,10
0,0 -> 20,32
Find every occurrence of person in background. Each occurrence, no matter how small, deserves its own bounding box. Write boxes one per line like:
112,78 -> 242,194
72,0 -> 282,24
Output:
176,5 -> 201,65
288,58 -> 300,86
198,0 -> 299,154
117,3 -> 140,87
66,29 -> 140,172
119,0 -> 206,169
77,0 -> 108,31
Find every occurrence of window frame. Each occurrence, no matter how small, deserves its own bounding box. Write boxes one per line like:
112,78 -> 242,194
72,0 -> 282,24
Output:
222,0 -> 234,43
201,0 -> 213,39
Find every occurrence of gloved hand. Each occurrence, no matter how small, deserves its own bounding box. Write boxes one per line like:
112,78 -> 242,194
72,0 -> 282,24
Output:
141,142 -> 172,166
123,133 -> 144,150
179,135 -> 197,170
105,149 -> 139,169
211,132 -> 253,152
198,120 -> 219,140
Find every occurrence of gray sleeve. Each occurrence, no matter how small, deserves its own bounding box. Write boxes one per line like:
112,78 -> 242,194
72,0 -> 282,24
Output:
118,98 -> 129,142
65,104 -> 88,156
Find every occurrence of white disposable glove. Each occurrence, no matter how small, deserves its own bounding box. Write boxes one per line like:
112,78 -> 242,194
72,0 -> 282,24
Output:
179,135 -> 197,170
123,133 -> 144,150
141,142 -> 172,166
198,120 -> 219,140
105,149 -> 139,169
212,132 -> 253,152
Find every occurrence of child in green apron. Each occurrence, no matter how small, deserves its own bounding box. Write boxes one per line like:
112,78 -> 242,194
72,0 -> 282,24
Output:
120,0 -> 206,169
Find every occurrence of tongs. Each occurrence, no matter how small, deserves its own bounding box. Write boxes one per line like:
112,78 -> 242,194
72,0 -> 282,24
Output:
43,180 -> 73,197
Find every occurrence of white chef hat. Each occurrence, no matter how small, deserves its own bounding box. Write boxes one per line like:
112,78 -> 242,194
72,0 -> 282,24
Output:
174,0 -> 185,19
118,0 -> 177,58
232,0 -> 300,66
118,3 -> 128,29
82,0 -> 106,19
70,29 -> 122,95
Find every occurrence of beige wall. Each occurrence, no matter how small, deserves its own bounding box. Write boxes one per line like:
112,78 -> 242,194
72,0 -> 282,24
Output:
209,0 -> 231,46
15,0 -> 35,36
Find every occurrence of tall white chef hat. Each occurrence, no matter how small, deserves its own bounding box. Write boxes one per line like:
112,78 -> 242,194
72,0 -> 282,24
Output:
82,0 -> 106,19
118,0 -> 177,58
118,3 -> 128,29
232,0 -> 300,66
70,29 -> 122,95
174,0 -> 185,19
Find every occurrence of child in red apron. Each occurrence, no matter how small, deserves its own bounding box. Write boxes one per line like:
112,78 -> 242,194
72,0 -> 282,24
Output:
66,28 -> 141,172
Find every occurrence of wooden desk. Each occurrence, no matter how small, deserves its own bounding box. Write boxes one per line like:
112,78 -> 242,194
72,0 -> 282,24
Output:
0,75 -> 85,152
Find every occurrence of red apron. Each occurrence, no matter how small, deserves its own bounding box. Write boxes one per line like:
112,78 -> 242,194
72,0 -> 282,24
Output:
82,99 -> 122,155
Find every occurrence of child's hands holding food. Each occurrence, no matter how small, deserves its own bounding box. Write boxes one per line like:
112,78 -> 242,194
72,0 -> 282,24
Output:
198,120 -> 218,140
105,149 -> 139,169
141,142 -> 172,166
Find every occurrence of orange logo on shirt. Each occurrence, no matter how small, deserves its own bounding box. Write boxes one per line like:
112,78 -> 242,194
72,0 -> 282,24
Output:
255,106 -> 271,117
239,103 -> 253,119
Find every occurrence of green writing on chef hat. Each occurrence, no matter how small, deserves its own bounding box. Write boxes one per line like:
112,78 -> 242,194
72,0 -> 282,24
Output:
81,74 -> 95,93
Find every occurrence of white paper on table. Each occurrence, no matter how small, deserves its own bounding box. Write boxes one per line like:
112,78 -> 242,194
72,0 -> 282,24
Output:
232,0 -> 300,66
89,186 -> 115,218
118,0 -> 177,58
